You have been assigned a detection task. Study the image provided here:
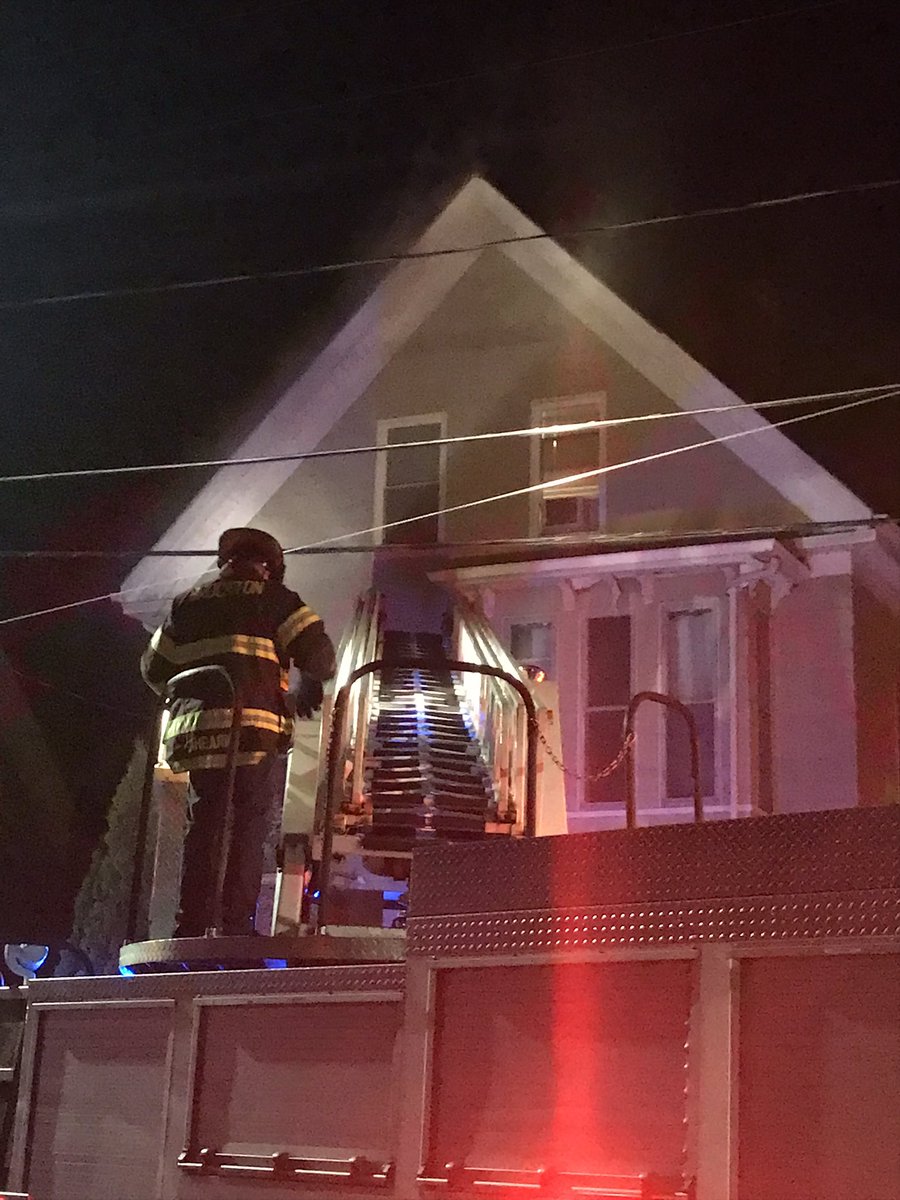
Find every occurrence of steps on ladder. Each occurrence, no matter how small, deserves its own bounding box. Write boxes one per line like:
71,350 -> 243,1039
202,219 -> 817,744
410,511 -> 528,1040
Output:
363,631 -> 497,850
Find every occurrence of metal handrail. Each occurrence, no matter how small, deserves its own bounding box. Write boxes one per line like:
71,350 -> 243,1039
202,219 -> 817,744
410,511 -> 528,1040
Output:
350,594 -> 383,812
313,590 -> 383,834
126,703 -> 167,945
622,690 -> 704,829
127,665 -> 242,944
452,601 -> 531,827
315,656 -> 538,932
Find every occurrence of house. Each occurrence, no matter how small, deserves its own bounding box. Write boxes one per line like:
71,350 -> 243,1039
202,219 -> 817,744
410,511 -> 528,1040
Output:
119,176 -> 900,829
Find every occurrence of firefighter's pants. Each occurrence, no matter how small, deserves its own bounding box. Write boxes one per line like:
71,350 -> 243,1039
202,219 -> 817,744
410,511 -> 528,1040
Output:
177,755 -> 282,937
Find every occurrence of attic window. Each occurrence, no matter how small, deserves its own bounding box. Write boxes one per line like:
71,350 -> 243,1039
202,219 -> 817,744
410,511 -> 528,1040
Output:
376,415 -> 447,545
532,395 -> 605,535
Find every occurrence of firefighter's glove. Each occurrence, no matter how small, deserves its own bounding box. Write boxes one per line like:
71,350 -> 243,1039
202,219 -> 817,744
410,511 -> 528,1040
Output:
294,675 -> 324,719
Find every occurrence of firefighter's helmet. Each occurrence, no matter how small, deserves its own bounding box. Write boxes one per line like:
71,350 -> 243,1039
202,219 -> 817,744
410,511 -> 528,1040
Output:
217,528 -> 285,579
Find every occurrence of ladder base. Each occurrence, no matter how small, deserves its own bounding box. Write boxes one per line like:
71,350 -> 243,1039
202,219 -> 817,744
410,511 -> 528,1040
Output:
119,931 -> 406,974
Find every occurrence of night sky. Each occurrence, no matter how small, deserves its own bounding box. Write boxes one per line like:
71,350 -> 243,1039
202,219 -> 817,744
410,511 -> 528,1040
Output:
0,0 -> 898,939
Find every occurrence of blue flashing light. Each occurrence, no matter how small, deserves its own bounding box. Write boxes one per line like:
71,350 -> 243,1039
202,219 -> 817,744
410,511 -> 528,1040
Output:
312,889 -> 320,900
383,890 -> 404,902
264,958 -> 288,970
119,965 -> 135,977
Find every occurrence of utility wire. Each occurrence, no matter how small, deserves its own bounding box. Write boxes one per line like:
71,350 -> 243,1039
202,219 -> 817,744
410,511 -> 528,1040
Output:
0,516 -> 893,561
0,593 -> 125,628
0,390 -> 888,629
2,177 -> 897,312
1,384 -> 895,484
6,665 -> 144,721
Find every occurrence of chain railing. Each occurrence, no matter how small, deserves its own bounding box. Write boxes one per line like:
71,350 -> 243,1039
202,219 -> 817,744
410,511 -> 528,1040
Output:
533,689 -> 703,831
533,721 -> 635,784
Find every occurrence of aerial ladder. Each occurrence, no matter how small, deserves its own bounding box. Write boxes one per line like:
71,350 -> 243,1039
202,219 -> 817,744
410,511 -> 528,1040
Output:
273,591 -> 566,945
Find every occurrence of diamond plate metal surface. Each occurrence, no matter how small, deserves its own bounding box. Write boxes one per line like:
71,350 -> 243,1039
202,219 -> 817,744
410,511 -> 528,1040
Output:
408,890 -> 900,955
26,963 -> 406,1005
409,808 -> 900,917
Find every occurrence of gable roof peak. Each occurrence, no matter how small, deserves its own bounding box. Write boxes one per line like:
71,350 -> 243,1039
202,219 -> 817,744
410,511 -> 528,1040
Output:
118,175 -> 871,626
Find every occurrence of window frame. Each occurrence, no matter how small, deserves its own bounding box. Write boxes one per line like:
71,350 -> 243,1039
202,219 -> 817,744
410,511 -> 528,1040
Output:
373,412 -> 448,546
572,587 -> 732,822
658,595 -> 731,808
509,620 -> 557,680
529,393 -> 607,537
580,612 -> 634,807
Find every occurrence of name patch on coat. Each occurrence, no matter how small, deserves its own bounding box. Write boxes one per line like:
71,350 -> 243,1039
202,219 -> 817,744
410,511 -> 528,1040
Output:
188,580 -> 266,600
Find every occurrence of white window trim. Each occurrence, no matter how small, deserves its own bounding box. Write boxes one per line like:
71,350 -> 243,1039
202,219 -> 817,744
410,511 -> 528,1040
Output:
573,589 -> 732,821
529,393 -> 608,537
373,412 -> 448,546
655,595 -> 731,811
507,619 -> 557,680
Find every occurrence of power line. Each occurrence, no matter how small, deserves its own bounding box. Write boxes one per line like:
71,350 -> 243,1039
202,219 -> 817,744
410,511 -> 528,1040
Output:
0,593 -> 122,628
0,516 -> 893,561
0,389 -> 888,629
1,384 -> 895,484
2,177 -> 897,312
7,665 -> 144,721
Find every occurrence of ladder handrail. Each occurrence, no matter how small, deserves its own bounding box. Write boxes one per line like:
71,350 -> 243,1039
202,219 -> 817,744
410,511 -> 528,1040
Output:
451,601 -> 531,828
313,590 -> 383,831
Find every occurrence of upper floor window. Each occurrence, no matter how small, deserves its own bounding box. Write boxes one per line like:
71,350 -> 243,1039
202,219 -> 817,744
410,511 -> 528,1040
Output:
531,395 -> 605,535
376,415 -> 446,545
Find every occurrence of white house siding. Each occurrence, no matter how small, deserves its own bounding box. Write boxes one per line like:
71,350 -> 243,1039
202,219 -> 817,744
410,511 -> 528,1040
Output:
120,176 -> 870,635
438,533 -> 900,823
406,249 -> 810,544
115,177 -> 896,827
852,581 -> 900,806
248,246 -> 815,639
451,562 -> 748,829
251,390 -> 377,642
770,574 -> 859,812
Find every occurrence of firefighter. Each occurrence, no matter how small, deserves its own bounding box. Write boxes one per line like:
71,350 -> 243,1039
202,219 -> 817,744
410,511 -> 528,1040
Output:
141,528 -> 336,937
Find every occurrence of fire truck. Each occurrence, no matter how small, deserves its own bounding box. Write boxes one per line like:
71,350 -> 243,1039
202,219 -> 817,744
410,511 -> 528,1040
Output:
3,595 -> 899,1200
